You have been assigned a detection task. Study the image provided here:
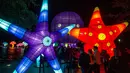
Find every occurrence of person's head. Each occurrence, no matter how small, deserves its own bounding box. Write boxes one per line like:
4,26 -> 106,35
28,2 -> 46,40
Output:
113,48 -> 119,57
80,48 -> 84,54
93,46 -> 98,52
101,50 -> 107,54
88,49 -> 93,55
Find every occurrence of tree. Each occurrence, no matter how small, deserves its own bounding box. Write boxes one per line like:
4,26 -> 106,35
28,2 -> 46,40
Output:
0,0 -> 38,29
0,0 -> 38,40
107,0 -> 130,23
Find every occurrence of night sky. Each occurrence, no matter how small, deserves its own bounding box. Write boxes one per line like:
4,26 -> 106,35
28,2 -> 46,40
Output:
37,0 -> 114,25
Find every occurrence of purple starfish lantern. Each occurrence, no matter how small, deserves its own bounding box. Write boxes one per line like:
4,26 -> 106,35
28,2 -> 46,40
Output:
0,0 -> 75,73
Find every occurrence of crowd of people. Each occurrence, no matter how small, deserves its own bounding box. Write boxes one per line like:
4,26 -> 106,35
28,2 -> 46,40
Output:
53,43 -> 130,73
0,41 -> 130,73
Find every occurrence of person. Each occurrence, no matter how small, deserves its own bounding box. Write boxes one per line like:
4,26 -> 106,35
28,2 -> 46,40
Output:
100,50 -> 110,73
108,48 -> 122,73
88,49 -> 94,73
79,49 -> 90,73
72,48 -> 81,73
93,46 -> 101,73
59,46 -> 67,73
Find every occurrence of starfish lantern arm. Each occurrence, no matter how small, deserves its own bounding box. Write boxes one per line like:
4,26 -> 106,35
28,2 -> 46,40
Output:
13,45 -> 44,73
38,0 -> 48,23
51,24 -> 76,42
43,46 -> 62,73
36,0 -> 48,31
13,57 -> 33,73
109,22 -> 128,40
69,28 -> 89,43
89,7 -> 105,27
0,18 -> 26,39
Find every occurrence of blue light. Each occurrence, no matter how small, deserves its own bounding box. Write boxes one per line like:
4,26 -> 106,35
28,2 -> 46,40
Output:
0,18 -> 11,31
38,10 -> 48,22
58,28 -> 68,36
8,24 -> 26,39
58,24 -> 75,36
36,56 -> 41,67
54,69 -> 63,73
41,54 -> 44,57
48,58 -> 61,70
65,24 -> 75,31
40,0 -> 48,12
38,0 -> 48,22
42,36 -> 52,46
13,70 -> 17,73
13,57 -> 33,73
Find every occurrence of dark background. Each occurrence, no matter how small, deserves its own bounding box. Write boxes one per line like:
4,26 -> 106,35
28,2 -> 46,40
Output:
0,0 -> 130,49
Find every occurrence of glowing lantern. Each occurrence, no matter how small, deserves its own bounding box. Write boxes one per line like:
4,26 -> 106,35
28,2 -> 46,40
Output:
0,0 -> 75,73
17,43 -> 24,47
10,41 -> 16,49
51,11 -> 84,43
22,41 -> 28,46
3,42 -> 8,46
69,7 -> 128,56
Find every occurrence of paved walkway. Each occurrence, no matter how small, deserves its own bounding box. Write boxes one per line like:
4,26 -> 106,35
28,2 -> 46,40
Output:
0,60 -> 106,73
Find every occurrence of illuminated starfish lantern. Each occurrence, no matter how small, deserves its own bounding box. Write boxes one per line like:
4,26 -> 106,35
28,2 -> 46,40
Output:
0,0 -> 75,73
69,7 -> 128,56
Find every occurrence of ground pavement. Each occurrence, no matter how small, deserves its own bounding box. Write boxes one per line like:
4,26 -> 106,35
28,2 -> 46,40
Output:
0,59 -> 105,73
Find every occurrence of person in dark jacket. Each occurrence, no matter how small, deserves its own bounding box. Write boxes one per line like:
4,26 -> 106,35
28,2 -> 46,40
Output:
108,48 -> 121,73
79,49 -> 90,73
101,50 -> 110,73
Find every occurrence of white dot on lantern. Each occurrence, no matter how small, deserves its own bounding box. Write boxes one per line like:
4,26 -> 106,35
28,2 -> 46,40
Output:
84,32 -> 87,35
109,31 -> 113,35
76,24 -> 80,27
97,21 -> 100,23
114,30 -> 117,33
58,24 -> 61,27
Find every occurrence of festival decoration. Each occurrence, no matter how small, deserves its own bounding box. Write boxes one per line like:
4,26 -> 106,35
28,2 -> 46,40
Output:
17,43 -> 24,47
0,0 -> 75,73
69,7 -> 128,56
2,42 -> 8,58
22,41 -> 28,47
8,41 -> 16,57
3,42 -> 8,46
51,12 -> 84,43
10,41 -> 16,49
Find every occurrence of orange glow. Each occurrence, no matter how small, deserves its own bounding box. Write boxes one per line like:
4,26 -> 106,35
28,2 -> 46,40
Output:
98,25 -> 102,29
91,12 -> 101,20
107,42 -> 111,47
109,31 -> 113,35
97,21 -> 100,23
84,32 -> 87,35
116,22 -> 128,33
91,7 -> 101,20
114,30 -> 117,33
69,7 -> 128,57
69,28 -> 80,39
95,43 -> 99,47
88,32 -> 93,36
